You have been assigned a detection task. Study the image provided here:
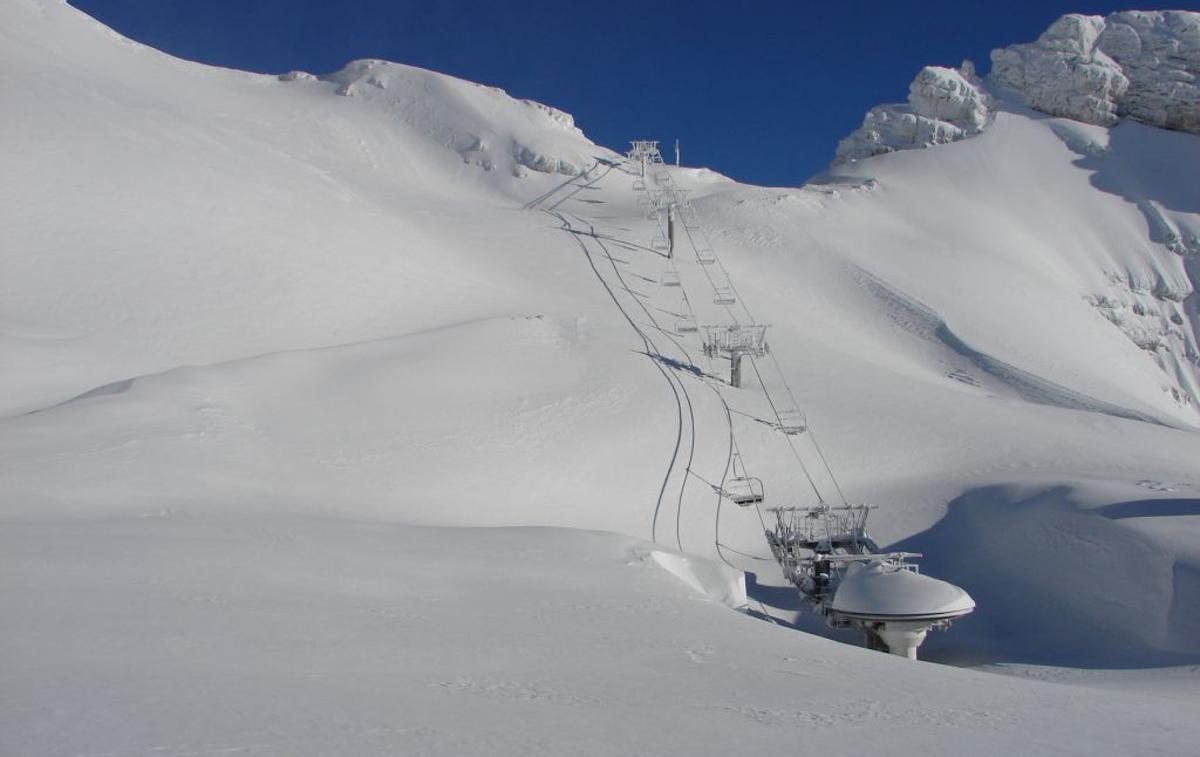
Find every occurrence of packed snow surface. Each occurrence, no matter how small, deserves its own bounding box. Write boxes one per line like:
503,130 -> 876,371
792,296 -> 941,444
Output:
3,1 -> 1200,755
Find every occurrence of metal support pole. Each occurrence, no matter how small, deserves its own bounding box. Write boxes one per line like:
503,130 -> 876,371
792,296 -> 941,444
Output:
730,351 -> 743,388
640,153 -> 646,178
675,139 -> 680,167
667,204 -> 675,259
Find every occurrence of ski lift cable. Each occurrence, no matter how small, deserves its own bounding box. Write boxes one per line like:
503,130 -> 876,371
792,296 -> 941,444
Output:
708,246 -> 758,325
723,409 -> 768,533
679,220 -> 727,301
641,188 -> 774,548
588,212 -> 693,544
712,390 -> 740,570
650,179 -> 731,321
546,161 -> 617,212
663,183 -> 756,325
748,356 -> 827,505
576,212 -> 702,553
653,181 -> 739,325
523,157 -> 603,210
711,382 -> 772,569
685,467 -> 721,490
729,407 -> 783,428
715,542 -> 776,562
674,382 -> 697,552
632,183 -> 739,374
676,210 -> 739,324
550,208 -> 686,546
806,426 -> 851,507
631,211 -> 764,551
630,168 -> 774,560
597,230 -> 703,549
549,171 -> 725,562
647,181 -> 834,533
568,209 -> 697,363
759,348 -> 851,506
765,349 -> 804,414
638,164 -> 855,569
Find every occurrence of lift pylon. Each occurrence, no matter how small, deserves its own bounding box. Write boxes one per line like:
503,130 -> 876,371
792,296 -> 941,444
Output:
627,140 -> 665,172
702,324 -> 769,387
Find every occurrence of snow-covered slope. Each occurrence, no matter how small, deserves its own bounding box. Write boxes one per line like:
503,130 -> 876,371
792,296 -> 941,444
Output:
0,0 -> 616,418
3,1 -> 1200,754
833,10 -> 1200,431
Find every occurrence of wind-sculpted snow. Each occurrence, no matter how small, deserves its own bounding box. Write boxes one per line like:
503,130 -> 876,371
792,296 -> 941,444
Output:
991,11 -> 1200,134
836,63 -> 991,162
898,484 -> 1200,666
317,59 -> 596,176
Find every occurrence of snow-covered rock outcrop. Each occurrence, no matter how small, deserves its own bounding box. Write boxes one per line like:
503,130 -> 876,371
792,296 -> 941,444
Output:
836,11 -> 1199,164
991,11 -> 1200,133
836,63 -> 990,162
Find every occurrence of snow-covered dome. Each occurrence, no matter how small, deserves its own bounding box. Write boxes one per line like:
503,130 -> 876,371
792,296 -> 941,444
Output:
830,561 -> 975,621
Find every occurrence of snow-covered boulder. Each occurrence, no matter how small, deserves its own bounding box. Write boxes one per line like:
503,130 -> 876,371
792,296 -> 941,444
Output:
836,63 -> 990,162
991,11 -> 1200,133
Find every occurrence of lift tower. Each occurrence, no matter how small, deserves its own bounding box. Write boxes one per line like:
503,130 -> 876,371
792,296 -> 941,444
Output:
702,324 -> 768,387
627,140 -> 664,183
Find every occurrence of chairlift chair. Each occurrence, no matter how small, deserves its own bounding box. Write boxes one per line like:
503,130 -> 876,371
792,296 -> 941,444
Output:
661,270 -> 682,287
696,248 -> 716,265
632,178 -> 646,191
651,235 -> 670,252
676,316 -> 699,334
774,408 -> 808,435
724,476 -> 765,507
713,286 -> 736,305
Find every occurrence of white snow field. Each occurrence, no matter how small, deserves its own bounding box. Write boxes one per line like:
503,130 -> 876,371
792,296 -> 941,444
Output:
3,1 -> 1200,754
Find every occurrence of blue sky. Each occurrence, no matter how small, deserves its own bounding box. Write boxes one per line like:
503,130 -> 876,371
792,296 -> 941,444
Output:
70,1 -> 1200,187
